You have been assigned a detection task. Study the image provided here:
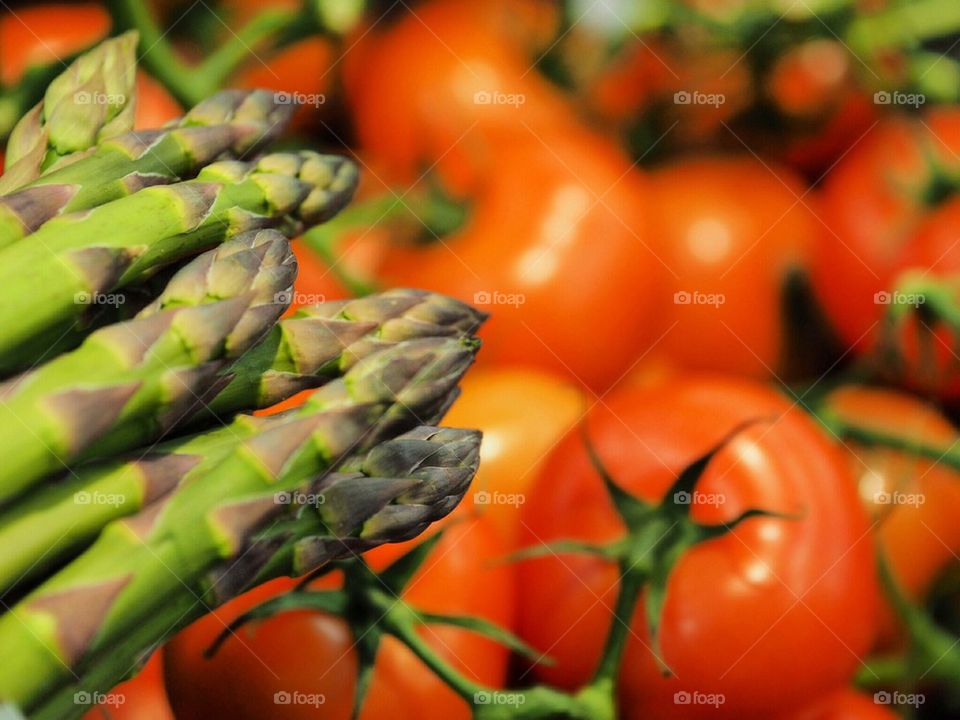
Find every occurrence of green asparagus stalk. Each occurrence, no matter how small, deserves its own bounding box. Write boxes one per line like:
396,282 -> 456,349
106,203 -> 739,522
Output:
0,151 -> 358,371
0,291 -> 487,592
0,33 -> 138,194
198,289 -> 488,422
28,425 -> 480,720
0,229 -> 296,503
0,89 -> 296,250
0,336 -> 479,711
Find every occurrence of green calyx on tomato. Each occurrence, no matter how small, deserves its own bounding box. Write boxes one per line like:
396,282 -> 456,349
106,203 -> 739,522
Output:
519,419 -> 792,683
204,530 -> 541,720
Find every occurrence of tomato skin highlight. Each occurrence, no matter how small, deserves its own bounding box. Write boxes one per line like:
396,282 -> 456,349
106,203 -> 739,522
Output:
517,377 -> 880,719
648,156 -> 817,377
164,517 -> 513,720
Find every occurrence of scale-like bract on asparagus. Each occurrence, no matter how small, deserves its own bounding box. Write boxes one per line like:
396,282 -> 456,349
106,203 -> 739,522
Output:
0,337 -> 479,711
200,289 -> 488,421
0,230 -> 296,503
0,151 -> 358,371
0,89 -> 297,249
0,33 -> 139,194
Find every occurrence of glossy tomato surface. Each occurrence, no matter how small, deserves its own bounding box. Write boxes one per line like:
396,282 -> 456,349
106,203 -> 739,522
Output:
518,377 -> 880,718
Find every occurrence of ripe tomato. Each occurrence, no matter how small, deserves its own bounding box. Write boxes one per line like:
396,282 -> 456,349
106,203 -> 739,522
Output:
0,4 -> 109,86
81,652 -> 174,720
822,385 -> 960,645
441,368 -> 582,546
648,157 -> 817,377
517,377 -> 880,718
133,72 -> 183,129
232,37 -> 335,129
379,129 -> 663,392
342,0 -> 573,191
164,517 -> 513,720
813,108 -> 960,395
775,688 -> 899,720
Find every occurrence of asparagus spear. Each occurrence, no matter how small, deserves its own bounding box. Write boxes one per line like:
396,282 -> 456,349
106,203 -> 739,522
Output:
0,151 -> 358,370
198,289 -> 488,422
0,33 -> 138,194
28,425 -> 480,720
0,336 -> 478,711
0,89 -> 296,250
0,291 -> 487,592
0,229 -> 296,503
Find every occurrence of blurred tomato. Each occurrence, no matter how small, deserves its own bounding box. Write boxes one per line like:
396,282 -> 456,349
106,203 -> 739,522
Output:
343,0 -> 573,191
813,108 -> 960,396
442,367 -> 582,545
649,156 -> 817,377
0,3 -> 109,86
775,688 -> 898,720
81,653 -> 174,720
133,72 -> 182,129
165,517 -> 513,720
518,377 -> 880,718
233,37 -> 335,128
823,385 -> 960,645
379,129 -> 663,391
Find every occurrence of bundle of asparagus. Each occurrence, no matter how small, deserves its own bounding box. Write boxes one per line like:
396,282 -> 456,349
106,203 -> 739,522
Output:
0,36 -> 485,720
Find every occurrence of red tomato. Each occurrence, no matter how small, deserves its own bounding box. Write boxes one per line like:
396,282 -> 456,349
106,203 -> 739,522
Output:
81,653 -> 174,720
813,108 -> 960,395
379,129 -> 663,392
518,377 -> 880,718
164,517 -> 514,720
0,4 -> 109,86
343,0 -> 574,191
441,367 -> 583,546
775,688 -> 899,720
648,157 -> 817,377
822,385 -> 960,645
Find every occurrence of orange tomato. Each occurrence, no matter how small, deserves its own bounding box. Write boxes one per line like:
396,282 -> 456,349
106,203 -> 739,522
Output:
442,367 -> 583,546
133,72 -> 183,129
0,3 -> 109,86
81,652 -> 174,720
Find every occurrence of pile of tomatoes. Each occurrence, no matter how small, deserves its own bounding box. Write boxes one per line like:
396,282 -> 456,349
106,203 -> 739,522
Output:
6,0 -> 960,718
